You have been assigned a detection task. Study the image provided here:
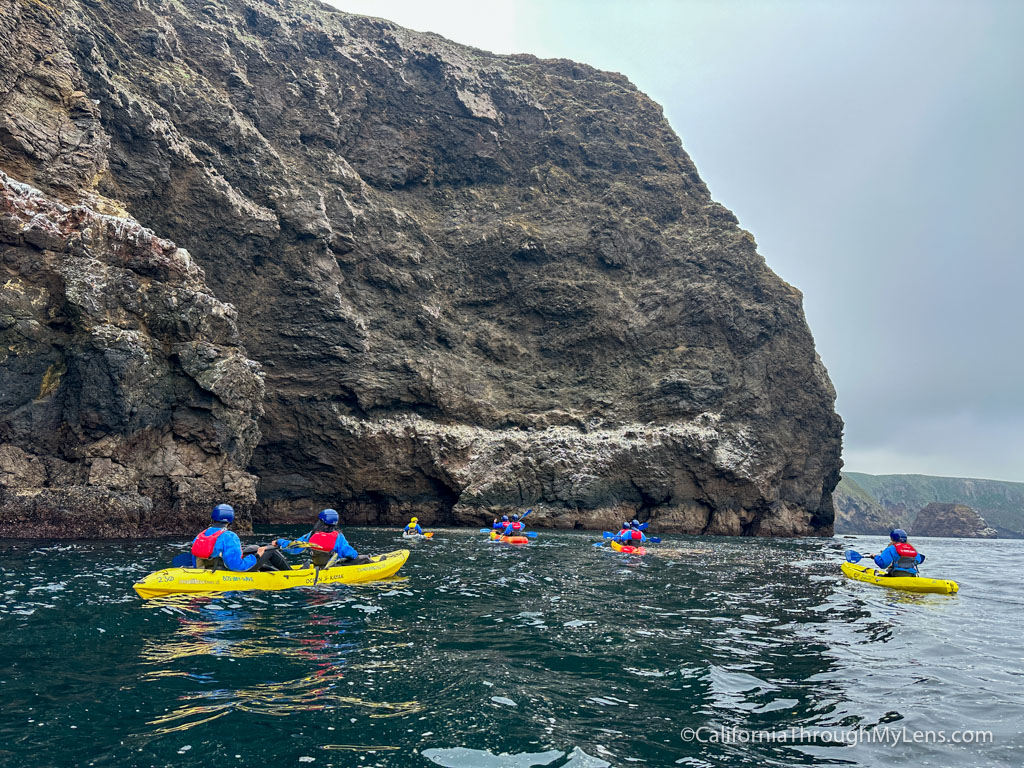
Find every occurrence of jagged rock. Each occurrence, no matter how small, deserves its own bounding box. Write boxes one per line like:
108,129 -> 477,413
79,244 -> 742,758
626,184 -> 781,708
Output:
0,171 -> 264,537
0,0 -> 843,536
913,503 -> 998,539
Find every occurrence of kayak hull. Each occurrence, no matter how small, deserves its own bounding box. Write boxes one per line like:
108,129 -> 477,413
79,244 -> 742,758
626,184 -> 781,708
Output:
609,540 -> 646,555
489,531 -> 529,545
841,561 -> 958,594
133,549 -> 410,599
402,532 -> 433,539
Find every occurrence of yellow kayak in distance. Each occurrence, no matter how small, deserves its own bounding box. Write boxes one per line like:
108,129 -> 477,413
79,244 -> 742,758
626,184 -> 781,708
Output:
841,561 -> 959,595
133,549 -> 410,599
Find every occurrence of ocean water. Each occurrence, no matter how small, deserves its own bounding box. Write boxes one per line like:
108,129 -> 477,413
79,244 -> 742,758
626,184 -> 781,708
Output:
0,529 -> 1020,768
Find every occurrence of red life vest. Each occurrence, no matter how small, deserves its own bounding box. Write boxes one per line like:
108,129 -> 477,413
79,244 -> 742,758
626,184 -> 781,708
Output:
893,541 -> 918,570
309,530 -> 339,552
626,529 -> 642,541
191,527 -> 225,558
618,528 -> 630,538
509,521 -> 523,531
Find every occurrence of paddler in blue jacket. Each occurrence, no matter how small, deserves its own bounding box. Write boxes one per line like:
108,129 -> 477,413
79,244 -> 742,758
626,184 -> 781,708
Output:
404,517 -> 423,535
874,529 -> 925,577
190,504 -> 290,571
277,509 -> 369,566
492,515 -> 510,531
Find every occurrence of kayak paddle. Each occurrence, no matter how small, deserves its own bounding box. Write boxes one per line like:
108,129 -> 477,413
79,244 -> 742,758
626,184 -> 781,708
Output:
845,550 -> 875,564
172,553 -> 192,567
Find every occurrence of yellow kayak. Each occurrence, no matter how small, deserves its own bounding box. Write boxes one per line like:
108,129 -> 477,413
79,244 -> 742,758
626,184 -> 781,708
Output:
841,561 -> 958,594
133,550 -> 409,599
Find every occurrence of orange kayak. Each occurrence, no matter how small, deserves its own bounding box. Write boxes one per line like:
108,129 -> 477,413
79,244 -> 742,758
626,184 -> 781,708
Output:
490,531 -> 529,545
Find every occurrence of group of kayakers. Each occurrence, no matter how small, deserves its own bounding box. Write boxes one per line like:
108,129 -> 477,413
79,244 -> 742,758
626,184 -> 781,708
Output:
613,519 -> 647,545
491,512 -> 528,537
190,505 -> 369,572
191,504 -> 928,580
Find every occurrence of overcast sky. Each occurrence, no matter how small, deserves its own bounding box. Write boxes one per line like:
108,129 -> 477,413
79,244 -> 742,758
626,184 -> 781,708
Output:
332,0 -> 1024,482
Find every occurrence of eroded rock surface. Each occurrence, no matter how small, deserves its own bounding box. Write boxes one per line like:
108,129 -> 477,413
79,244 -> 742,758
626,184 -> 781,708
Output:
0,0 -> 842,536
0,171 -> 263,537
913,503 -> 997,539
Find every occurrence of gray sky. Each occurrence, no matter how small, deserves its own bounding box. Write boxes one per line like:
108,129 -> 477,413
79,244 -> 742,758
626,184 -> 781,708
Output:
331,0 -> 1024,482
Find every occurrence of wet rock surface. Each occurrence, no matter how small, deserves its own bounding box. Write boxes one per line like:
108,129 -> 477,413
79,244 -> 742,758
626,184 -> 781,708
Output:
1,0 -> 842,536
913,503 -> 997,539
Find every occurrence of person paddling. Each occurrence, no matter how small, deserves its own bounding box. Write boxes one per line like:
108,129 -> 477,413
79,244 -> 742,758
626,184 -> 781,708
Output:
191,504 -> 290,571
278,509 -> 369,567
492,515 -> 510,531
404,517 -> 424,536
874,529 -> 925,577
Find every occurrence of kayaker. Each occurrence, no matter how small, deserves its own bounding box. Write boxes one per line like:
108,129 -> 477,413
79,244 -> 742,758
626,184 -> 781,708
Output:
278,509 -> 370,567
190,504 -> 290,571
492,515 -> 510,530
404,517 -> 424,535
873,529 -> 925,577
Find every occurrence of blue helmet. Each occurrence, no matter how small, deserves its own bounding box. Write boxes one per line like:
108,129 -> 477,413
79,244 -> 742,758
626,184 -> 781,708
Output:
631,519 -> 641,528
623,521 -> 631,530
512,514 -> 520,521
319,508 -> 339,526
211,504 -> 235,523
890,529 -> 908,543
501,515 -> 509,522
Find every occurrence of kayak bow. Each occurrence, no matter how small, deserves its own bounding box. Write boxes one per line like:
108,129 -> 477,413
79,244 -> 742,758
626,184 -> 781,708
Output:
133,549 -> 410,599
841,561 -> 958,594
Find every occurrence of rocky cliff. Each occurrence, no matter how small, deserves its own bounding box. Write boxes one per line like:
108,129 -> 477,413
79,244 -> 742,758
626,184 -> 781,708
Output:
0,0 -> 843,536
842,473 -> 1024,538
913,503 -> 997,539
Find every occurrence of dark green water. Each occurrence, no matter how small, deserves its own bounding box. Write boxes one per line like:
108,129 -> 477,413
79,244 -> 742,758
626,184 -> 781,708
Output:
1,529 -> 1021,767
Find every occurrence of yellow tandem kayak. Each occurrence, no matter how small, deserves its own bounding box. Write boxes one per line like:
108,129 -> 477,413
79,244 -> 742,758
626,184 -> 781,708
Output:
133,549 -> 410,599
841,561 -> 958,594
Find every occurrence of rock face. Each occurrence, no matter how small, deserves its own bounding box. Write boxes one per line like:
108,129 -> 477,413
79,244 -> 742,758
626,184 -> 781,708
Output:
833,475 -> 899,535
0,0 -> 843,536
0,171 -> 264,537
913,503 -> 997,539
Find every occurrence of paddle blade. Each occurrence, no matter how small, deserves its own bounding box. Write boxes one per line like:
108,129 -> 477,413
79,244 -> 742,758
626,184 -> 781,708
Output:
525,532 -> 538,538
648,537 -> 661,544
845,550 -> 864,563
479,529 -> 491,534
592,542 -> 605,547
638,522 -> 649,530
424,532 -> 434,538
171,553 -> 192,567
603,532 -> 614,538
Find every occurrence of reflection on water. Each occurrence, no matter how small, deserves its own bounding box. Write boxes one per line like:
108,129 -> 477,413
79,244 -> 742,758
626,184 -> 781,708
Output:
0,530 -> 1021,767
